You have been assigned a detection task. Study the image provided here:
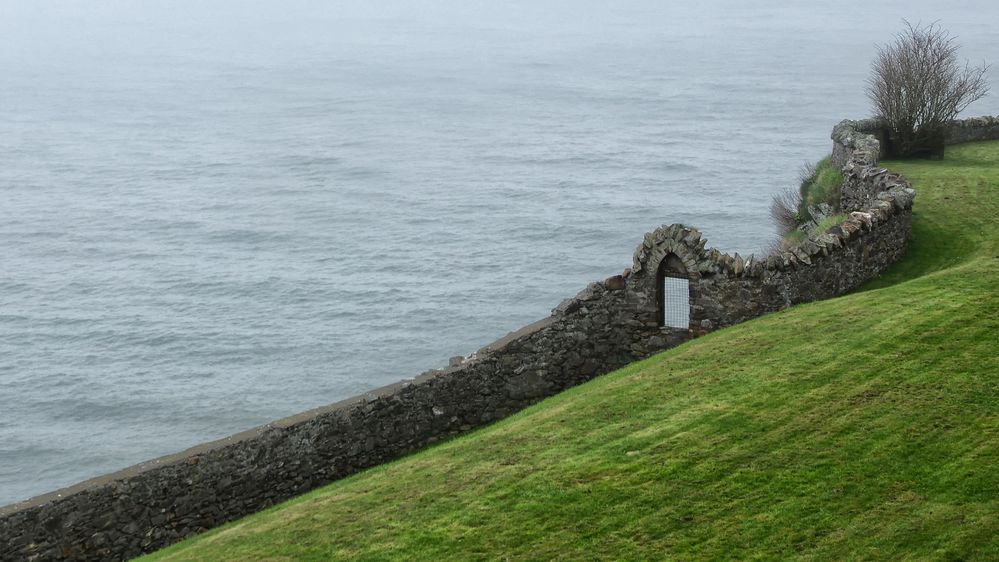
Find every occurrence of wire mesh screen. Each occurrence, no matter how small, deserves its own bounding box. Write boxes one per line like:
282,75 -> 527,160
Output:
662,276 -> 690,329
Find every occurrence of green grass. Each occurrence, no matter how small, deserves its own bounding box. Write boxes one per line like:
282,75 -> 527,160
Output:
781,228 -> 807,248
811,213 -> 848,234
143,142 -> 999,562
782,214 -> 848,250
799,156 -> 844,218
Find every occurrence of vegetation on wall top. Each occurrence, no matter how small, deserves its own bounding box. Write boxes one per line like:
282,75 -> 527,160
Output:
769,155 -> 845,252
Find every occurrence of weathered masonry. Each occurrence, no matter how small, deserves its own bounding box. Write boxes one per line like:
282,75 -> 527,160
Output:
2,115 -> 997,561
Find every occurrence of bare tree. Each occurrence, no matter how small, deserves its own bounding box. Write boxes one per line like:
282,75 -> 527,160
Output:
867,22 -> 989,158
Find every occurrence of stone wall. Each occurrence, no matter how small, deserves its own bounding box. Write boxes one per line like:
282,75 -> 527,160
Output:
831,115 -> 999,171
16,115 -> 997,561
830,117 -> 888,170
945,115 -> 999,145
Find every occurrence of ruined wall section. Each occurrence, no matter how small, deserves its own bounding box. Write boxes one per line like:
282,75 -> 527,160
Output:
830,118 -> 887,170
629,188 -> 912,333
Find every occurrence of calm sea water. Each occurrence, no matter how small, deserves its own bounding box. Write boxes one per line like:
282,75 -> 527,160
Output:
1,0 -> 996,506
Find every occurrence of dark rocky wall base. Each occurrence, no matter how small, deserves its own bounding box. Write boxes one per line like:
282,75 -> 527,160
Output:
11,114 -> 999,561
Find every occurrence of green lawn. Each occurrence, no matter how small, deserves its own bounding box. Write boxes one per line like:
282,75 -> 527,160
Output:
143,141 -> 999,561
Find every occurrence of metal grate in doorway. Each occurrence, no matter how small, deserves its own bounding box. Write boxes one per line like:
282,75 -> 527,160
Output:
662,276 -> 690,329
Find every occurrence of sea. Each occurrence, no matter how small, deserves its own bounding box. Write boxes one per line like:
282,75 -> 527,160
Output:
1,0 -> 997,506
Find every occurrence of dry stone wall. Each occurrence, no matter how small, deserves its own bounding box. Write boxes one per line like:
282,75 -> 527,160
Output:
944,115 -> 999,145
8,115 -> 995,561
832,115 -> 999,212
831,115 -> 999,171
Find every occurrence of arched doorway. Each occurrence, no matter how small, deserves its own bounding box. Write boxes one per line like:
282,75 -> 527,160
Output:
656,254 -> 690,329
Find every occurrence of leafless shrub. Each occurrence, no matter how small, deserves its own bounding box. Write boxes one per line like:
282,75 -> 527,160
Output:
797,160 -> 817,200
764,236 -> 785,257
770,186 -> 801,236
867,21 -> 990,158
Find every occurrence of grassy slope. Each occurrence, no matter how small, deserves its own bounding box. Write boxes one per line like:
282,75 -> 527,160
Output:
144,142 -> 999,561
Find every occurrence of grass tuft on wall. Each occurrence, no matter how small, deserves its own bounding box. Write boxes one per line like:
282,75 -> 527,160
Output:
799,156 -> 844,216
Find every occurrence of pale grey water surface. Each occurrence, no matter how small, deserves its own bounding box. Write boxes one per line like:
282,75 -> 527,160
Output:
1,0 -> 996,505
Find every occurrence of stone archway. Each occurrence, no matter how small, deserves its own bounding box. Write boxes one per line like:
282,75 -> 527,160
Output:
630,224 -> 706,330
